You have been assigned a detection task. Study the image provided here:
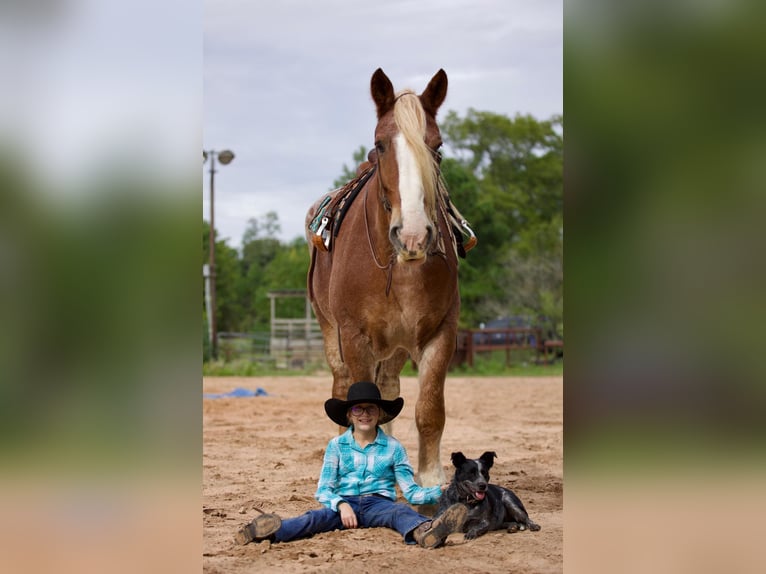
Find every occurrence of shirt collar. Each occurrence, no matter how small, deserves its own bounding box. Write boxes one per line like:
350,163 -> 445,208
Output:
339,426 -> 389,448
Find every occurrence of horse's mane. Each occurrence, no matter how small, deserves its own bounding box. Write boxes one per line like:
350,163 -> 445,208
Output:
393,90 -> 438,221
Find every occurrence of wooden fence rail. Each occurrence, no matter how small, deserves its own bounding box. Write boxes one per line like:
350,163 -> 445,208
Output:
451,327 -> 561,368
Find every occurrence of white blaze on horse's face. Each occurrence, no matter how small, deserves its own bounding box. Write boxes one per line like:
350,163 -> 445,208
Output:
392,132 -> 432,262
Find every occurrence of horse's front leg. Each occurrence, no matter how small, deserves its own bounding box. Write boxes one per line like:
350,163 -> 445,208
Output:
375,348 -> 407,401
374,348 -> 408,435
313,308 -> 355,432
414,333 -> 455,487
336,326 -> 377,389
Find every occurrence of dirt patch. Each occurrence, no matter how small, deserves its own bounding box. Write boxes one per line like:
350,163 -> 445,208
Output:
203,376 -> 562,573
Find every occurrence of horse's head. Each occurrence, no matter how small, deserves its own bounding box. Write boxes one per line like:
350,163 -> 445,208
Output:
370,68 -> 447,263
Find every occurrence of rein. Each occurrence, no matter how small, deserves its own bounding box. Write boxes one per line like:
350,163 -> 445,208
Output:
363,183 -> 395,296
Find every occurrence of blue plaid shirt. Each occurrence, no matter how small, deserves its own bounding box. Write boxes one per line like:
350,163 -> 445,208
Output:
315,427 -> 442,511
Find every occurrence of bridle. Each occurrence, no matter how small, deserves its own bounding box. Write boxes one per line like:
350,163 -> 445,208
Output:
362,153 -> 452,298
363,178 -> 396,296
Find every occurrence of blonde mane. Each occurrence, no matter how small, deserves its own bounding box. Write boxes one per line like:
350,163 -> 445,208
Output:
392,90 -> 438,221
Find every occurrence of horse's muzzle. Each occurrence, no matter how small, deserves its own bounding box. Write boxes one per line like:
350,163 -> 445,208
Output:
389,224 -> 435,261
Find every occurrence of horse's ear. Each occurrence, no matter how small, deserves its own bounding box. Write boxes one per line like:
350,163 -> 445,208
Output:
420,69 -> 448,116
451,451 -> 466,468
371,68 -> 395,119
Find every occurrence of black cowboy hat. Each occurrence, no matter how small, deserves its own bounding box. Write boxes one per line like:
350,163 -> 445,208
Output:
324,381 -> 404,427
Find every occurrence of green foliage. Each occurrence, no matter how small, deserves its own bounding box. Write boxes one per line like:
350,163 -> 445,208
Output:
240,213 -> 285,331
203,358 -> 324,377
332,145 -> 369,189
205,354 -> 562,377
447,351 -> 563,377
251,239 -> 312,330
203,212 -> 299,335
441,111 -> 563,328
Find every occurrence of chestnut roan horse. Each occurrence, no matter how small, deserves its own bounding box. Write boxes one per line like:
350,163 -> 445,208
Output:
306,69 -> 459,487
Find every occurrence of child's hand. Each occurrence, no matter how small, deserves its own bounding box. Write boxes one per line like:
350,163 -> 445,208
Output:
338,502 -> 358,529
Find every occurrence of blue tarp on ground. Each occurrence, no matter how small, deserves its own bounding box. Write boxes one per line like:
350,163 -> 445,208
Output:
204,387 -> 269,399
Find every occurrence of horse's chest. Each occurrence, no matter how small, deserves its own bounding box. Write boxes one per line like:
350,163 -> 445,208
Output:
377,304 -> 421,332
363,283 -> 449,326
371,290 -> 454,349
324,249 -> 457,351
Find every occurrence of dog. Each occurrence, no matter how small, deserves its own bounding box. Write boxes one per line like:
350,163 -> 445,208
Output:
437,451 -> 541,539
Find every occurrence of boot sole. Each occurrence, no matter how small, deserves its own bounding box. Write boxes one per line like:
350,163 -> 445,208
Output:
420,504 -> 468,548
234,513 -> 281,545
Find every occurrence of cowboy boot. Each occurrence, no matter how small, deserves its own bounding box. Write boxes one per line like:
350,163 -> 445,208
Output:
234,510 -> 282,545
411,503 -> 468,548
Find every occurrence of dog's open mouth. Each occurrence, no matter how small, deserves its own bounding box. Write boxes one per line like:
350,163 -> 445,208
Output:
472,490 -> 486,501
460,481 -> 488,502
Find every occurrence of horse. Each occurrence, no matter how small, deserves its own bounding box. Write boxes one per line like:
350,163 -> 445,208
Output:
305,68 -> 460,487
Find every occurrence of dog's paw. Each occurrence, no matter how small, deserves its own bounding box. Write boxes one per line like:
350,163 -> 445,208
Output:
464,529 -> 480,540
527,521 -> 541,532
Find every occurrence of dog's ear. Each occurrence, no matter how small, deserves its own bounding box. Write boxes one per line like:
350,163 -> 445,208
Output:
451,452 -> 467,468
479,451 -> 497,468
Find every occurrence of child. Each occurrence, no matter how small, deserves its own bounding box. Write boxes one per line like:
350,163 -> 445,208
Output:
235,381 -> 467,548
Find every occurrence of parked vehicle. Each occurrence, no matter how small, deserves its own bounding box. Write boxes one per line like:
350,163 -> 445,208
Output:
452,315 -> 562,368
473,316 -> 557,347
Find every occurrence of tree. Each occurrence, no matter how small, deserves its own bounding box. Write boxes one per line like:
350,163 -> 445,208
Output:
250,238 -> 312,331
326,112 -> 563,330
241,212 -> 282,277
239,212 -> 290,332
499,213 -> 563,336
202,219 -> 245,333
332,145 -> 369,189
440,111 -> 563,329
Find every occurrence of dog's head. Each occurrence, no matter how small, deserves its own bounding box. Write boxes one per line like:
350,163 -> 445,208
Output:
450,451 -> 497,503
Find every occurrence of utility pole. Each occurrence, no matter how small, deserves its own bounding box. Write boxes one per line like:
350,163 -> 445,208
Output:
203,149 -> 235,359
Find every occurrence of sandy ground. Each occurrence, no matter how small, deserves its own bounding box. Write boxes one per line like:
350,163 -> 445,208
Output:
203,376 -> 562,574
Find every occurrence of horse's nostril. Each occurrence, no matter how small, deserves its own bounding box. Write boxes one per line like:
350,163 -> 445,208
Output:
389,225 -> 401,244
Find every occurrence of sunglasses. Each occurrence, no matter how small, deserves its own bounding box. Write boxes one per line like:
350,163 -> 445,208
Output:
349,404 -> 380,417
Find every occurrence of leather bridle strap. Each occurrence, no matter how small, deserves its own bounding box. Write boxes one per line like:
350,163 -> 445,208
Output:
363,184 -> 395,297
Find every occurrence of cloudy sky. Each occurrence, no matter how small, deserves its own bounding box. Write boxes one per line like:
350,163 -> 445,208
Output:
204,0 -> 562,246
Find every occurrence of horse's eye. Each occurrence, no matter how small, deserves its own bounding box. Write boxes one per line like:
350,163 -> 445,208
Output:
375,140 -> 385,153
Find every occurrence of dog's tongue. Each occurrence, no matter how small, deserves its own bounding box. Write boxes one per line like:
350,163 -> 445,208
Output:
474,491 -> 486,501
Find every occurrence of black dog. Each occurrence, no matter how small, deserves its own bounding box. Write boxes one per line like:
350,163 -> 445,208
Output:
437,451 -> 540,539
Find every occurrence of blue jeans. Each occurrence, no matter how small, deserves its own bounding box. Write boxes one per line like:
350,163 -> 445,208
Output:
274,494 -> 429,545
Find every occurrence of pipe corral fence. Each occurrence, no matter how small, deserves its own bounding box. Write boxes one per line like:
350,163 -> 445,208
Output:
217,290 -> 323,369
267,289 -> 324,368
217,290 -> 562,370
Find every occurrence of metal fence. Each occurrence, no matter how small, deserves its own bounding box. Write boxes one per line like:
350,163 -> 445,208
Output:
217,329 -> 326,370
